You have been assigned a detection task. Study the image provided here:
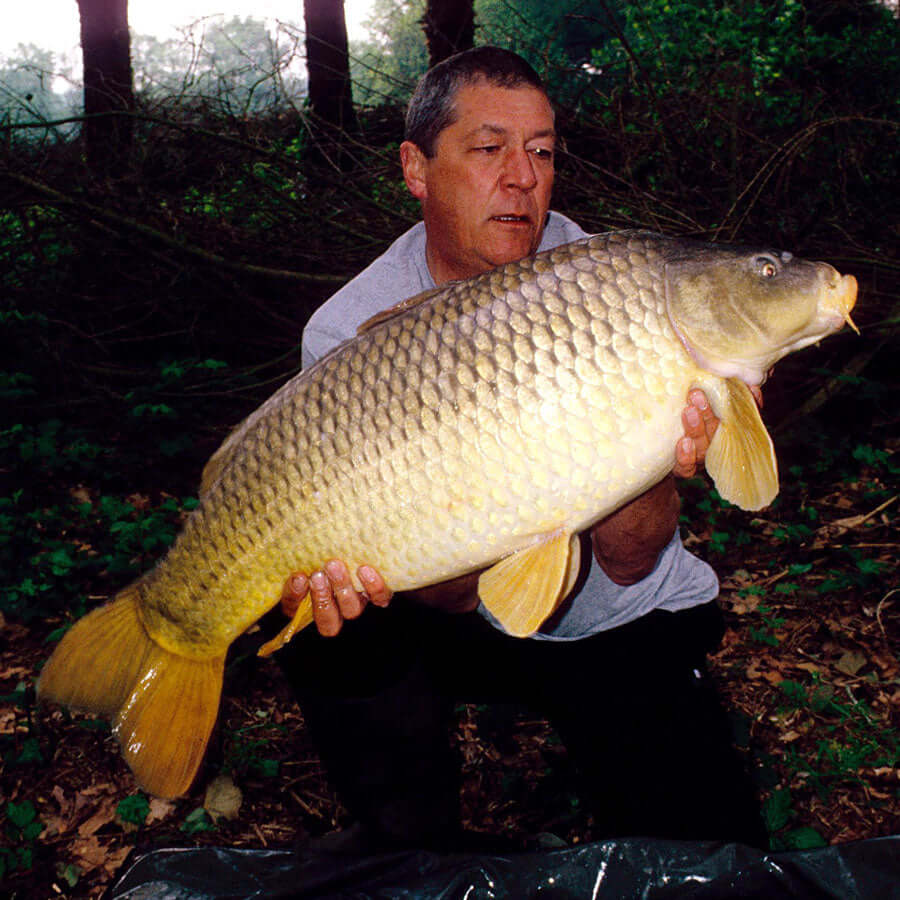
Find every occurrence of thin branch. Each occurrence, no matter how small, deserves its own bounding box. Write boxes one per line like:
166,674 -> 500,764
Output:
2,169 -> 345,284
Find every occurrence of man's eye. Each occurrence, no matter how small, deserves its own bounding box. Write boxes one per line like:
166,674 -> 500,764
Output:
530,147 -> 554,161
476,145 -> 500,153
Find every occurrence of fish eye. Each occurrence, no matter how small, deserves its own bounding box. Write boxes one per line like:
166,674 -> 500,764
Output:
756,256 -> 779,278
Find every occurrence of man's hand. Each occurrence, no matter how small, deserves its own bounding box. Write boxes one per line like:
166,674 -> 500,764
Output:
280,561 -> 482,638
673,389 -> 719,478
674,386 -> 763,478
280,561 -> 392,637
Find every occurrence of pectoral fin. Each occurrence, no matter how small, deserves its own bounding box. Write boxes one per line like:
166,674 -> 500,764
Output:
702,377 -> 778,511
478,530 -> 578,637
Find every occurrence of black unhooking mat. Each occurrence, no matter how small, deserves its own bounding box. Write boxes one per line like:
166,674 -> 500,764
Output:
104,835 -> 900,899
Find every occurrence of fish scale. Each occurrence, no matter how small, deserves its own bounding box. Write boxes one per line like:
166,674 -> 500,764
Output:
38,229 -> 858,797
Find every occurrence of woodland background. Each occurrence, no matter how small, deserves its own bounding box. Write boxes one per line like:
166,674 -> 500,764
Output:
1,1 -> 898,896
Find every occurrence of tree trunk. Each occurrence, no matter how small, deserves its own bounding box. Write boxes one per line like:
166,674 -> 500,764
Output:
77,0 -> 134,175
423,0 -> 475,67
303,0 -> 357,164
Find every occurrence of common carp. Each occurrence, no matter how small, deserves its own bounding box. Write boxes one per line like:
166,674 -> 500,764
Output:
38,230 -> 857,797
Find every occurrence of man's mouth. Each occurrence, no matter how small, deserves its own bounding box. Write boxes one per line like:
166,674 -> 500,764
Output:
491,214 -> 531,224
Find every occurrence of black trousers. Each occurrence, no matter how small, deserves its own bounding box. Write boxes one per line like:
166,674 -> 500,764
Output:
272,598 -> 766,849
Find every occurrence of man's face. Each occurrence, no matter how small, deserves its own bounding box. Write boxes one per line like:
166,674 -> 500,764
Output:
402,80 -> 556,284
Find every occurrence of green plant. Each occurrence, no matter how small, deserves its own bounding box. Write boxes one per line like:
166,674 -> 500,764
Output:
1,479 -> 197,621
116,794 -> 150,828
180,808 -> 216,835
0,206 -> 75,291
819,549 -> 888,595
763,787 -> 828,850
775,676 -> 899,804
0,681 -> 44,774
748,602 -> 785,647
222,718 -> 283,779
1,800 -> 43,879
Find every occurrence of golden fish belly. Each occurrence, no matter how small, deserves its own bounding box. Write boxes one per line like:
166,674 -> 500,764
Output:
139,233 -> 695,656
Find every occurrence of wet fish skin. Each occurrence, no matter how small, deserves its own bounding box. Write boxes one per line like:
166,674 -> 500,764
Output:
37,230 -> 858,797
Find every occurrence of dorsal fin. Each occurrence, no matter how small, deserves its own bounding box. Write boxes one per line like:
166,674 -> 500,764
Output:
199,378 -> 297,497
199,425 -> 244,497
357,286 -> 444,334
202,286 -> 442,496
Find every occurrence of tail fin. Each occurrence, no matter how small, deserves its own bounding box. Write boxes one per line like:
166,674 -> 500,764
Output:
38,585 -> 225,798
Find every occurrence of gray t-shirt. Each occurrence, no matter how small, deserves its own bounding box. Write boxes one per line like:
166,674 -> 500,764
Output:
301,213 -> 718,639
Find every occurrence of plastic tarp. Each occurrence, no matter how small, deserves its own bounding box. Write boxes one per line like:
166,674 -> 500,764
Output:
105,835 -> 900,899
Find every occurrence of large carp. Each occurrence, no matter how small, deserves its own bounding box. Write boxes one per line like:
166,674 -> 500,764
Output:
38,230 -> 857,797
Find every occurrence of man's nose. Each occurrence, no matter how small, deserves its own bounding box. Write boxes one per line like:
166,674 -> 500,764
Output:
502,147 -> 538,189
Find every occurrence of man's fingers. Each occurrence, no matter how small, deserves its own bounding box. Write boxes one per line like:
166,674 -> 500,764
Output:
676,387 -> 760,479
673,436 -> 697,479
280,572 -> 309,617
283,561 -> 391,636
358,564 -> 392,607
324,559 -> 367,620
687,390 -> 718,443
310,569 -> 342,636
672,390 -> 721,479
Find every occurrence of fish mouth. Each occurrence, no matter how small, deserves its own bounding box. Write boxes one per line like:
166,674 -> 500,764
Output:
833,273 -> 859,334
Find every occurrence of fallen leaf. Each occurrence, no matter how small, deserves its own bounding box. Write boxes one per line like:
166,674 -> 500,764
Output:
729,595 -> 761,615
42,786 -> 75,837
70,835 -> 107,870
77,796 -> 118,838
204,774 -> 242,822
795,662 -> 825,675
147,797 -> 176,824
836,650 -> 868,677
745,660 -> 762,680
71,836 -> 131,877
69,485 -> 93,504
0,708 -> 19,735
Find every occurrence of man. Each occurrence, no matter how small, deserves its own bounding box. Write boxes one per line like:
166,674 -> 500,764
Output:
273,46 -> 765,851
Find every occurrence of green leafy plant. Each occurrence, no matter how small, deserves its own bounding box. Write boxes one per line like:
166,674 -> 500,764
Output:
776,675 -> 899,806
1,800 -> 43,879
748,602 -> 785,647
116,794 -> 150,828
222,718 -> 284,779
180,808 -> 216,835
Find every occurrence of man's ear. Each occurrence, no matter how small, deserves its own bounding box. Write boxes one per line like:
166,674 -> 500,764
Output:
400,141 -> 428,201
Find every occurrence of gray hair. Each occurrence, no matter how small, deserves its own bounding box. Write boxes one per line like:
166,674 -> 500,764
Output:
405,46 -> 548,158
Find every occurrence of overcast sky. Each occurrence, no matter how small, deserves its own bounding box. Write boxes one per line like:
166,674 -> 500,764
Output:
3,0 -> 375,57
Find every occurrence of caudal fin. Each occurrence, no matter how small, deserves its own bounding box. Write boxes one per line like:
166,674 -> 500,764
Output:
38,585 -> 225,798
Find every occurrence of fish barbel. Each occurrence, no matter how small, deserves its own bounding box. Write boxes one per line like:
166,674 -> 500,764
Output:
38,230 -> 858,797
